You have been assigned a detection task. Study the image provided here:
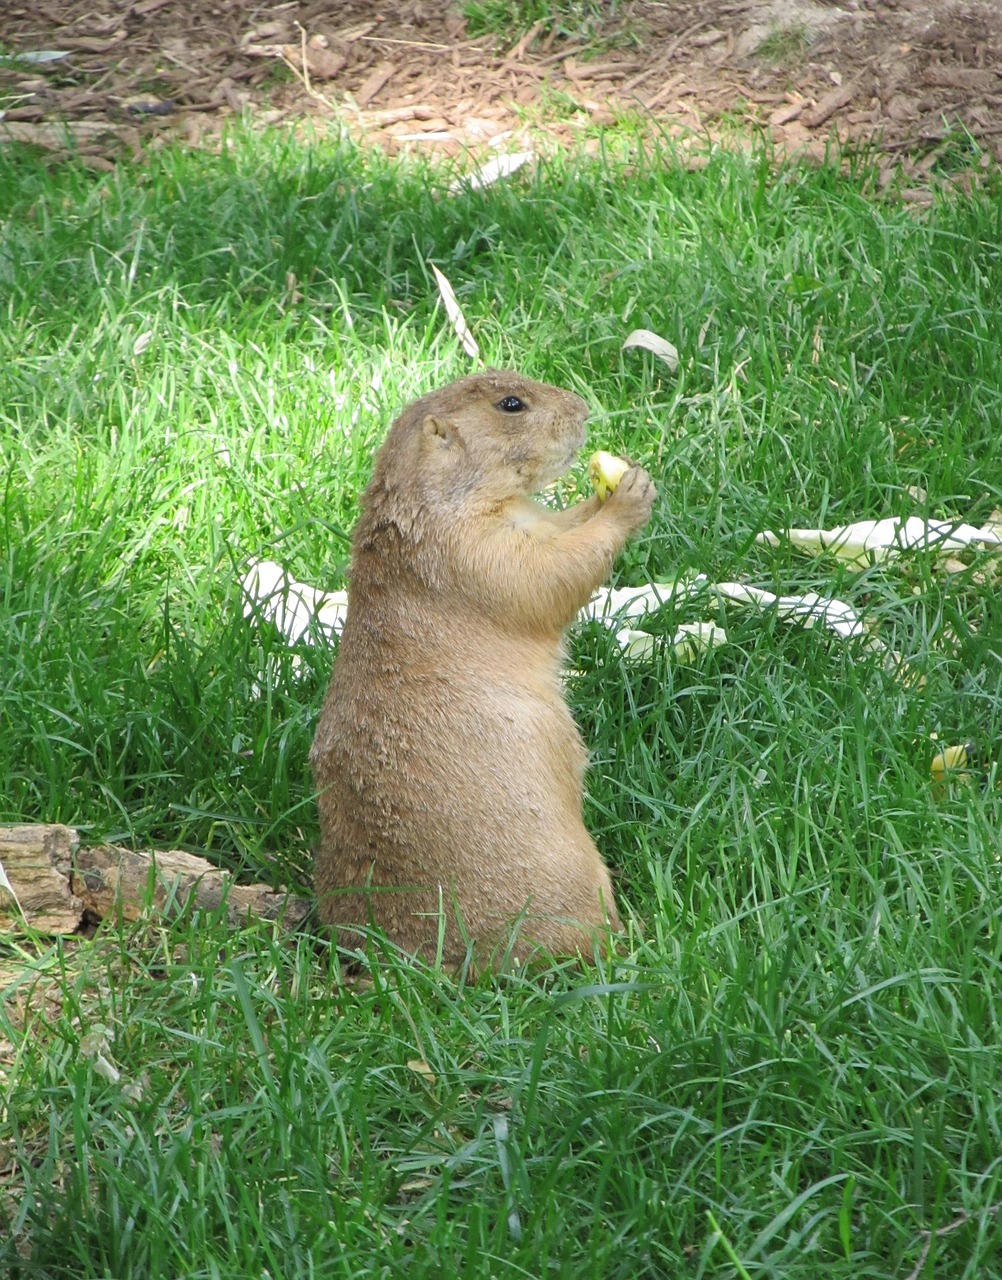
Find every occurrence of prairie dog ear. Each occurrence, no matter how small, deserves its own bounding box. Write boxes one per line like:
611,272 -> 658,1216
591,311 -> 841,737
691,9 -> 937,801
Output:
421,414 -> 462,451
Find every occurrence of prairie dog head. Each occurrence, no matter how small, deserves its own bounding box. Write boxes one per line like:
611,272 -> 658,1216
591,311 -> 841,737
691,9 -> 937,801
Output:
372,370 -> 590,508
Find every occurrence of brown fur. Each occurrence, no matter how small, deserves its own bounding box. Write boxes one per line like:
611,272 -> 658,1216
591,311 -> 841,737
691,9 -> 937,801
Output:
309,370 -> 656,967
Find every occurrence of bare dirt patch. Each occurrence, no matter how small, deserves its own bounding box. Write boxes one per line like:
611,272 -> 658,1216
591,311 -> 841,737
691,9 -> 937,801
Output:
2,1 -> 1001,175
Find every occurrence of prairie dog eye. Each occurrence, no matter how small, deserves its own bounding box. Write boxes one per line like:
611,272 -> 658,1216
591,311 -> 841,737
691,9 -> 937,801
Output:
497,395 -> 527,413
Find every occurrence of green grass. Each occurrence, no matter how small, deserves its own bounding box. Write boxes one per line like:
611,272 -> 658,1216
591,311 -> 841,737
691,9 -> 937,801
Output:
2,127 -> 1002,1277
463,0 -> 632,47
755,22 -> 812,66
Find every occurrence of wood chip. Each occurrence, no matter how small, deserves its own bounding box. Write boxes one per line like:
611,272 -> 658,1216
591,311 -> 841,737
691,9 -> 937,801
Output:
900,188 -> 934,205
770,101 -> 803,126
54,34 -> 126,52
354,60 -> 396,107
921,66 -> 999,92
336,22 -> 377,43
804,84 -> 854,128
394,131 -> 454,143
241,22 -> 286,47
506,19 -> 545,61
885,94 -> 919,123
360,103 -> 438,126
0,119 -> 129,150
0,105 -> 46,122
642,75 -> 686,110
282,42 -> 347,81
391,115 -> 450,133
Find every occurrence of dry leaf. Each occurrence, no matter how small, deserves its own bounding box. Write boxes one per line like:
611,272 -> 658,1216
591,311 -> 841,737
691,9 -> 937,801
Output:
430,263 -> 480,360
407,1057 -> 437,1086
80,1025 -> 121,1083
400,1176 -> 435,1193
622,328 -> 679,372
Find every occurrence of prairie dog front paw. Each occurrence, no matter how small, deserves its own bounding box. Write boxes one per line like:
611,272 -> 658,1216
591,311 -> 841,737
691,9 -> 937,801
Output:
605,464 -> 656,531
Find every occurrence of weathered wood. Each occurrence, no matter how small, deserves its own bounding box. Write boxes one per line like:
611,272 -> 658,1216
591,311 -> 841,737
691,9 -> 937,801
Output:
0,825 -> 310,935
72,844 -> 310,927
0,825 -> 84,933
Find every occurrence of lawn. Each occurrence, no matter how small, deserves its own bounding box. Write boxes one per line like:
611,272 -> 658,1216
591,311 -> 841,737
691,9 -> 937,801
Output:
1,125 -> 1001,1277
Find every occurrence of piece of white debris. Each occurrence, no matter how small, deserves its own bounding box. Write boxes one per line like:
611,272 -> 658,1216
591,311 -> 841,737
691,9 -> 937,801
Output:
586,577 -> 870,655
241,559 -> 348,643
448,151 -> 533,194
757,516 -> 1002,568
243,563 -> 879,671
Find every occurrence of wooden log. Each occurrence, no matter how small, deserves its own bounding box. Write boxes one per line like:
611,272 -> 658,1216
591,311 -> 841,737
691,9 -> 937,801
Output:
0,824 -> 310,935
0,825 -> 83,933
72,844 -> 310,927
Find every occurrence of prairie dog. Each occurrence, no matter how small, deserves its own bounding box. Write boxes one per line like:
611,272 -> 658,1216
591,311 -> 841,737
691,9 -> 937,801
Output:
309,370 -> 655,967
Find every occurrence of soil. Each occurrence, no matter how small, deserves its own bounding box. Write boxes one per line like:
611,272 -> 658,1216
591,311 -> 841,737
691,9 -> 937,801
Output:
2,1 -> 1001,181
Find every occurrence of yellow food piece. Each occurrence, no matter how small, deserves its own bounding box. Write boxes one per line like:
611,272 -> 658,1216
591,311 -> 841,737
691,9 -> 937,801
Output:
930,741 -> 975,780
588,450 -> 631,501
